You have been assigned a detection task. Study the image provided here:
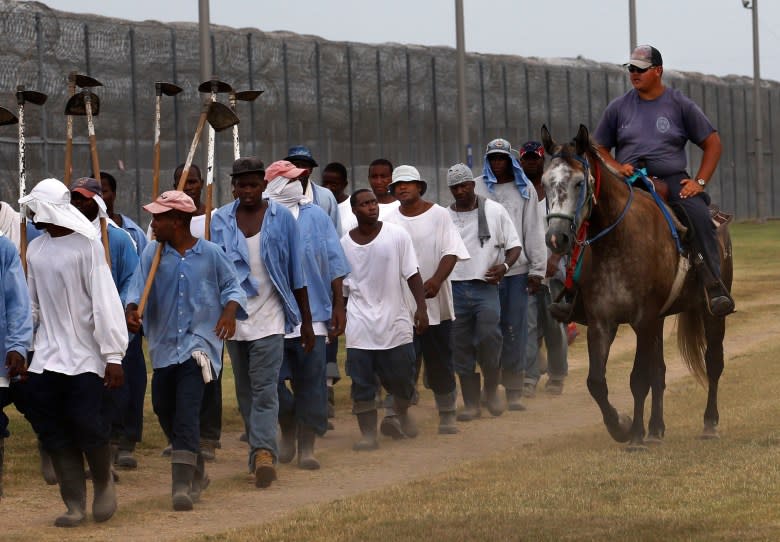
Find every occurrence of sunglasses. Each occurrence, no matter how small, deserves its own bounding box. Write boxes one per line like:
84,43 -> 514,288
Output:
627,65 -> 654,74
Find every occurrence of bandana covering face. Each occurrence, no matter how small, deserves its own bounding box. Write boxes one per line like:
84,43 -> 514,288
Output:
263,176 -> 311,219
19,178 -> 99,240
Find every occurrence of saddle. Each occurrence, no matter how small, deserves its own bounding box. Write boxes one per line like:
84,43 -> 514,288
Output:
639,175 -> 733,230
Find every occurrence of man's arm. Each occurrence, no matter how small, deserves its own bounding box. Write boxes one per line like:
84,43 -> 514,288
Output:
596,144 -> 634,178
680,132 -> 722,199
293,286 -> 315,353
329,276 -> 346,338
423,254 -> 457,299
484,246 -> 521,285
406,272 -> 429,334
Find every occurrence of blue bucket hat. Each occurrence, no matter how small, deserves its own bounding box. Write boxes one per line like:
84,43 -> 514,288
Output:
284,145 -> 318,168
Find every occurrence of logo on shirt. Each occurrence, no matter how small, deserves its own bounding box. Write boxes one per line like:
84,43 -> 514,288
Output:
656,116 -> 671,133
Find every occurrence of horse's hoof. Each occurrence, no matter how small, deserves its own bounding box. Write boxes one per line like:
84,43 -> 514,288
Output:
625,443 -> 649,453
699,425 -> 720,440
606,414 -> 633,443
645,435 -> 664,446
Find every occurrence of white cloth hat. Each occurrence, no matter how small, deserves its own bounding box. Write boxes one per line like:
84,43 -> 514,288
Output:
389,165 -> 427,196
19,178 -> 99,240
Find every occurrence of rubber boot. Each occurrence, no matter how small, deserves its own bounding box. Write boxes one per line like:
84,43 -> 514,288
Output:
327,386 -> 336,419
171,450 -> 197,511
83,444 -> 117,523
502,370 -> 526,412
190,453 -> 210,503
115,437 -> 138,469
278,414 -> 297,464
199,438 -> 218,462
393,396 -> 418,438
38,440 -> 58,485
50,447 -> 87,527
506,389 -> 526,411
297,425 -> 321,470
435,391 -> 458,434
482,368 -> 505,417
353,402 -> 379,451
456,373 -> 482,422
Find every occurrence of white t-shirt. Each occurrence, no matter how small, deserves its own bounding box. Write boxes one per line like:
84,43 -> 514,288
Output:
341,222 -> 420,350
339,199 -> 400,237
448,199 -> 521,282
385,204 -> 470,325
26,232 -> 128,377
232,232 -> 286,341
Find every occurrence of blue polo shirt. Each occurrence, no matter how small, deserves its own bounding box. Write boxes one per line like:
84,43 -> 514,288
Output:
0,235 -> 32,380
127,238 -> 247,375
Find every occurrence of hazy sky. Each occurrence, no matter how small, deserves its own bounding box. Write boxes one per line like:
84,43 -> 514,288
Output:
37,0 -> 780,82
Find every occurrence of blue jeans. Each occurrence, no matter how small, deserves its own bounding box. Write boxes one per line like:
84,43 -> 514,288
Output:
106,332 -> 147,446
525,279 -> 568,385
451,280 -> 502,375
278,335 -> 328,436
326,335 -> 341,382
414,320 -> 456,395
227,334 -> 284,468
151,358 -> 205,455
347,343 -> 417,404
498,273 -> 529,389
25,370 -> 110,452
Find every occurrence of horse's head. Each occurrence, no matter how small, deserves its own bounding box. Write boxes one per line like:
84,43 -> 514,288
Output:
540,124 -> 595,255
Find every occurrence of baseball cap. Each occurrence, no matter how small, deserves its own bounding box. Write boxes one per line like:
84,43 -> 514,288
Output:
447,163 -> 474,187
264,160 -> 308,182
230,157 -> 265,178
69,177 -> 102,198
389,165 -> 427,196
143,190 -> 196,214
284,145 -> 318,168
485,138 -> 513,157
625,45 -> 663,69
519,141 -> 544,159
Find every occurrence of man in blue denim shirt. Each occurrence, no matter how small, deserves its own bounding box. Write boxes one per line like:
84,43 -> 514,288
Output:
211,157 -> 315,488
0,233 -> 33,501
265,160 -> 350,472
284,145 -> 341,233
126,190 -> 247,512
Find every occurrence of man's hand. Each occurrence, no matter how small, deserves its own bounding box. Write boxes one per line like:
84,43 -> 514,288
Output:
5,351 -> 27,381
679,178 -> 705,199
616,163 -> 635,178
104,364 -> 124,389
423,277 -> 443,299
215,303 -> 238,340
484,264 -> 507,285
125,305 -> 142,335
414,306 -> 429,335
527,275 -> 543,295
300,321 -> 315,353
329,304 -> 346,339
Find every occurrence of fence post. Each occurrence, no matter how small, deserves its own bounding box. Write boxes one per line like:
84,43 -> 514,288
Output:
129,28 -> 142,222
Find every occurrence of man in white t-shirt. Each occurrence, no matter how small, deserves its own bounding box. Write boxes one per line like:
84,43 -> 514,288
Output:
519,141 -> 568,396
341,188 -> 428,451
368,158 -> 401,220
384,165 -> 470,435
446,164 -> 521,421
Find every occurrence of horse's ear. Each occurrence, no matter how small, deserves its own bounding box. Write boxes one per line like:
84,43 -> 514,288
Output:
541,124 -> 555,154
574,124 -> 590,155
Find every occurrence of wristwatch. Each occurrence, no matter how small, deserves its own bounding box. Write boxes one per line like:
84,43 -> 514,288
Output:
696,178 -> 707,187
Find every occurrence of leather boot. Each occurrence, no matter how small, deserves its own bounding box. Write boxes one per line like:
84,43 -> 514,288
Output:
190,453 -> 210,502
297,425 -> 320,470
171,450 -> 197,511
253,449 -> 277,488
435,391 -> 458,434
277,414 -> 297,464
694,253 -> 735,317
38,440 -> 58,485
353,407 -> 379,451
456,373 -> 482,422
482,368 -> 505,417
84,444 -> 117,522
50,447 -> 87,527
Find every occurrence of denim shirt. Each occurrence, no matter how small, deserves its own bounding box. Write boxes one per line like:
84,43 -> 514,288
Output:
311,182 -> 342,234
127,238 -> 247,375
120,214 -> 149,257
210,198 -> 306,333
295,203 -> 351,323
0,235 -> 32,380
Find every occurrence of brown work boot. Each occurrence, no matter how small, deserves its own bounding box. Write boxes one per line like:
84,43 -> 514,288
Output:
254,449 -> 277,488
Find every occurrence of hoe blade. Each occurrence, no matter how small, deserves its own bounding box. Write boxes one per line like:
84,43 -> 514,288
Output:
0,107 -> 19,126
198,79 -> 233,94
64,92 -> 101,116
73,74 -> 102,88
157,82 -> 183,96
206,102 -> 239,132
235,90 -> 264,102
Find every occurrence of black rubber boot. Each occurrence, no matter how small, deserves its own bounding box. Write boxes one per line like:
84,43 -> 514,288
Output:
84,444 -> 117,522
50,447 -> 87,527
297,425 -> 320,470
353,407 -> 379,451
435,391 -> 458,434
457,373 -> 482,422
38,440 -> 58,485
482,367 -> 506,416
190,453 -> 209,503
693,253 -> 735,317
278,414 -> 297,464
393,396 -> 418,438
171,463 -> 195,511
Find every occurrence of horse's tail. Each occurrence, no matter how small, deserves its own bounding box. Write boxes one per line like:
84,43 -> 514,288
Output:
677,309 -> 707,386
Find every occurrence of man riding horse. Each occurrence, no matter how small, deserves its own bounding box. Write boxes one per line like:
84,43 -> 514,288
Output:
551,44 -> 734,319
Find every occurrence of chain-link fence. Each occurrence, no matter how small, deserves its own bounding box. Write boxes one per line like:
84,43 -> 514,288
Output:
1,0 -> 777,223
